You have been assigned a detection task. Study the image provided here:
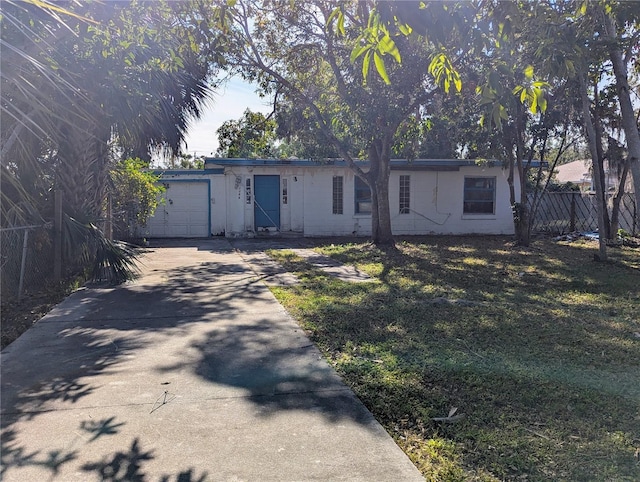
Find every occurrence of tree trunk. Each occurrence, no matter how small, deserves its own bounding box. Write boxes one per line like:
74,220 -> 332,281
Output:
367,141 -> 394,246
505,119 -> 531,247
593,83 -> 612,239
56,126 -> 110,221
516,144 -> 531,247
374,169 -> 394,246
602,10 -> 640,229
514,204 -> 530,246
610,161 -> 630,236
578,71 -> 608,261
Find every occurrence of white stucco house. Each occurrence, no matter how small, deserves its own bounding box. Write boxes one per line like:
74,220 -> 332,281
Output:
141,158 -> 524,238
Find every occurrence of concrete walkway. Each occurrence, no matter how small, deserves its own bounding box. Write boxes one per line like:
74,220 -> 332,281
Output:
229,239 -> 373,286
1,239 -> 423,481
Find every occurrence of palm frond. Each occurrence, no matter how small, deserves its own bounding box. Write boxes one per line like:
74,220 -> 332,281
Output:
63,215 -> 140,285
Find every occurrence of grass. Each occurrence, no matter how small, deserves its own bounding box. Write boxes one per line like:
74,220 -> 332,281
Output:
267,236 -> 640,481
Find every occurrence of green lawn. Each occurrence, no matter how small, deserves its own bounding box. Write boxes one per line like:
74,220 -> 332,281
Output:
268,236 -> 640,481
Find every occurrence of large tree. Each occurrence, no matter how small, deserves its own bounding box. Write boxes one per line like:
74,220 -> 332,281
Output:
215,0 -> 470,245
598,3 -> 640,228
350,0 -> 638,250
216,109 -> 277,158
1,0 -> 217,222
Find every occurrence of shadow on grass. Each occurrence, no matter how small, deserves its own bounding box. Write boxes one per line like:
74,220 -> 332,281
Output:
274,235 -> 640,480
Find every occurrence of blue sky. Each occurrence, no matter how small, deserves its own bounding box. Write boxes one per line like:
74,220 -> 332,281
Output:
183,77 -> 272,158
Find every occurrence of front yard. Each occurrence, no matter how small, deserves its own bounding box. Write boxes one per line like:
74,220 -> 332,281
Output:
268,236 -> 640,481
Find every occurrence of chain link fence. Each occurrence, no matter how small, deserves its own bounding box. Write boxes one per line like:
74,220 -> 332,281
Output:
1,225 -> 55,300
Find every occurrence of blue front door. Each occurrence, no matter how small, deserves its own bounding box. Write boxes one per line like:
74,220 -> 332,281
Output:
254,175 -> 280,229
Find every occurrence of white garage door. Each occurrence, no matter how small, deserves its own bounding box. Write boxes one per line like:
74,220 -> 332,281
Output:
146,181 -> 209,238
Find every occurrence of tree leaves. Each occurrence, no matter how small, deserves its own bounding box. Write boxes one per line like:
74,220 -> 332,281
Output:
327,7 -> 345,36
348,9 -> 401,85
428,52 -> 462,94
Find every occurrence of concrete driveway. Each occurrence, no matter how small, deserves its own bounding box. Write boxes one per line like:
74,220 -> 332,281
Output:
1,239 -> 423,481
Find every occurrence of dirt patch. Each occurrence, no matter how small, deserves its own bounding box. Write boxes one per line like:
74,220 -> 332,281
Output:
1,286 -> 74,349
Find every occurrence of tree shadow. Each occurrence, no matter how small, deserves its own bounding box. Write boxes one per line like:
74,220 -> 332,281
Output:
79,437 -> 208,482
1,256 -> 256,425
1,238 -> 390,481
160,468 -> 209,482
270,235 -> 640,478
0,427 -> 77,478
1,426 -> 209,481
157,320 -> 372,423
81,438 -> 153,481
80,416 -> 126,443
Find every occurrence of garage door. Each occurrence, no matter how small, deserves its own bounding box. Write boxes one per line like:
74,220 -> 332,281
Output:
146,181 -> 209,238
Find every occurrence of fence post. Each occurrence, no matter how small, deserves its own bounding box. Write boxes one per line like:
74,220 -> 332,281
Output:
634,197 -> 638,236
105,194 -> 113,240
18,229 -> 29,299
54,190 -> 63,281
570,193 -> 576,232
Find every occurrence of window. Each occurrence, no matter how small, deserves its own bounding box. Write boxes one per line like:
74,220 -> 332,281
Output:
463,177 -> 496,214
399,175 -> 410,214
282,178 -> 288,205
332,176 -> 343,214
245,178 -> 252,204
354,176 -> 372,214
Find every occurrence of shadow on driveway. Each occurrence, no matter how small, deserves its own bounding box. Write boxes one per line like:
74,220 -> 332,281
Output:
1,239 -> 421,481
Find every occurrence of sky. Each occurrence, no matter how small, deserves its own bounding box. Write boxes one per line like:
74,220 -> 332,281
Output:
182,77 -> 273,159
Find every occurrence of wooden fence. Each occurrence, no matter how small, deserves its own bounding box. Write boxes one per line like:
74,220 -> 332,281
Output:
529,192 -> 637,236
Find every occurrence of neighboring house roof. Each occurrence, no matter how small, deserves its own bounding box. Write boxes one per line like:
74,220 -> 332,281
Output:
555,159 -> 623,191
554,160 -> 592,185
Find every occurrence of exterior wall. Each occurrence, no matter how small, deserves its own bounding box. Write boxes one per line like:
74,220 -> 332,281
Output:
145,162 -> 517,238
222,166 -> 305,237
302,168 -> 369,236
302,164 -> 515,236
210,175 -> 226,236
389,166 -> 515,235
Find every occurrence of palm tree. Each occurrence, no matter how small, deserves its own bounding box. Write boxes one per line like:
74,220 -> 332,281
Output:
1,0 -> 217,282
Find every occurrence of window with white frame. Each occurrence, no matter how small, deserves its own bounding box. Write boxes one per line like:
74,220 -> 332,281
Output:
399,175 -> 410,214
245,178 -> 252,204
354,176 -> 371,214
463,177 -> 496,214
332,176 -> 343,214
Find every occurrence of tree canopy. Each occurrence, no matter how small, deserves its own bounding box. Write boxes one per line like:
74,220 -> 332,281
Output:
216,109 -> 277,158
213,0 -> 476,245
1,0 -> 218,222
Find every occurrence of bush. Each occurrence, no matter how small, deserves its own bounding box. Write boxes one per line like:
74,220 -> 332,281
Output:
110,158 -> 164,240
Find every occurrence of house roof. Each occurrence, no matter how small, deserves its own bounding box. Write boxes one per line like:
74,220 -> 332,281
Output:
203,158 -> 545,170
554,160 -> 591,184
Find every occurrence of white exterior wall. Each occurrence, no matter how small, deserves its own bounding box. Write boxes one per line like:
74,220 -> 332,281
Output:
388,166 -> 515,235
301,164 -> 515,236
303,168 -> 369,236
224,172 -> 247,236
210,175 -> 226,236
145,162 -> 518,239
222,166 -> 306,237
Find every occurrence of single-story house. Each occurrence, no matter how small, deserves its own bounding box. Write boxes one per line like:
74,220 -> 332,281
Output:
141,158 -> 526,238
